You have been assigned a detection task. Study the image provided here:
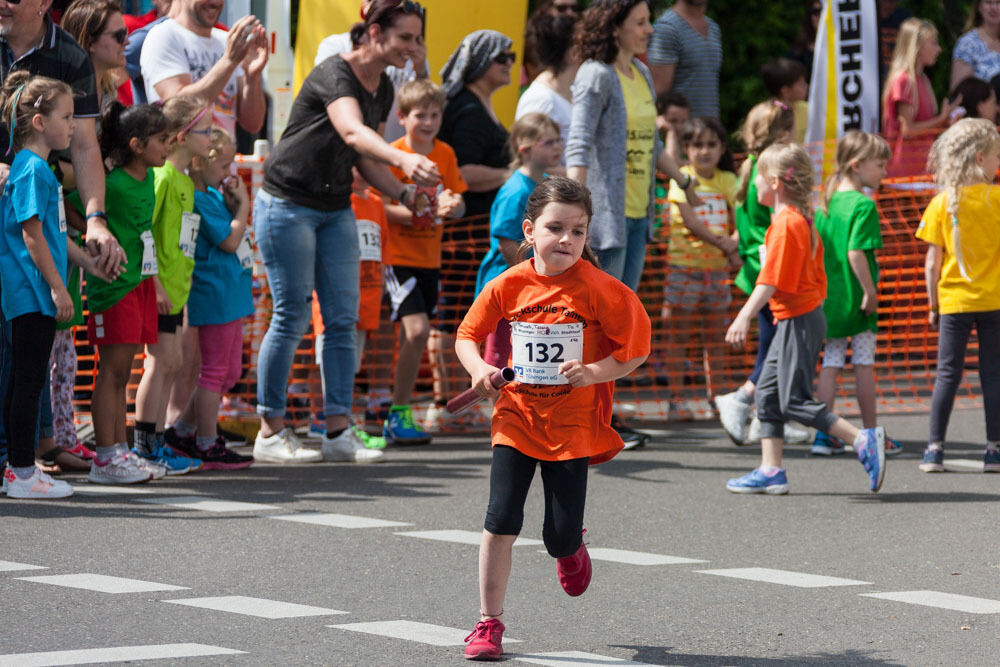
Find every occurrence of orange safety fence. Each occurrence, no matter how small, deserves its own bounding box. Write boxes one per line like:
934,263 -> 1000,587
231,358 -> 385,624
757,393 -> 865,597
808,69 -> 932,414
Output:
66,140 -> 983,434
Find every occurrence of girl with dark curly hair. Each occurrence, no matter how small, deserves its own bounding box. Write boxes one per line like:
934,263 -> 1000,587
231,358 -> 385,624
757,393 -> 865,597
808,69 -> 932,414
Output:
565,0 -> 695,446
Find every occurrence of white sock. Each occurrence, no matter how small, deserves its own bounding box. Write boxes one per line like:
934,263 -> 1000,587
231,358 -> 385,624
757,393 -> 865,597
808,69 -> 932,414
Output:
759,465 -> 782,475
172,420 -> 196,438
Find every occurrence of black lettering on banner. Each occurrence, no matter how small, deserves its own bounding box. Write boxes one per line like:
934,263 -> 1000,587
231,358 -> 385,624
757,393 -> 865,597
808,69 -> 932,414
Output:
836,0 -> 866,133
842,71 -> 862,102
842,104 -> 863,129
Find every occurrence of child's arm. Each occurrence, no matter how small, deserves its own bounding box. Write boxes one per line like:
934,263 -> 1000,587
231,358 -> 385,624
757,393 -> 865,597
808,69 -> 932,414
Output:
456,338 -> 501,399
847,249 -> 878,315
656,151 -> 703,207
218,177 -> 250,253
725,283 -> 777,346
66,239 -> 113,283
152,275 -> 173,315
677,201 -> 738,255
22,218 -> 73,322
924,243 -> 943,329
557,353 -> 647,389
498,238 -> 521,267
437,190 -> 465,219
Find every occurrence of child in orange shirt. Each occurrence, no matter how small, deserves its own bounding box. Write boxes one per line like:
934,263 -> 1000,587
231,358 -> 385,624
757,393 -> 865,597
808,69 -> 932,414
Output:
382,79 -> 467,445
456,177 -> 651,661
724,143 -> 887,496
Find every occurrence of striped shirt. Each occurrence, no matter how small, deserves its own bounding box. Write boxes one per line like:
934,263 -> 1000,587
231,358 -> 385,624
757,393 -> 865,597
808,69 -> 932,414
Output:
647,8 -> 722,119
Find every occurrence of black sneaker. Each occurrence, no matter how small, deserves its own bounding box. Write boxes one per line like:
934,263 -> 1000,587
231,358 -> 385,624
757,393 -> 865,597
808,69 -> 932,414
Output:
611,413 -> 650,449
164,427 -> 199,459
198,438 -> 254,470
216,424 -> 247,446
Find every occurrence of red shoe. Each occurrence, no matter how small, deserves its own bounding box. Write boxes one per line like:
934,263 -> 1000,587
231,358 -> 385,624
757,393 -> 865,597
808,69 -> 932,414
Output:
464,618 -> 504,661
556,531 -> 592,597
65,441 -> 96,460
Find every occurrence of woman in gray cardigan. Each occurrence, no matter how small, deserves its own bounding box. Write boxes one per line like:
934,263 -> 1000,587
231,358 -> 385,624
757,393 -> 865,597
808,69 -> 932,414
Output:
566,0 -> 695,291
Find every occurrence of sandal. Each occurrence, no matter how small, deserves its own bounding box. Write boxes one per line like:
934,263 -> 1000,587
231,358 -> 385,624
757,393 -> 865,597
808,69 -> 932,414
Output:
37,445 -> 91,472
65,441 -> 96,460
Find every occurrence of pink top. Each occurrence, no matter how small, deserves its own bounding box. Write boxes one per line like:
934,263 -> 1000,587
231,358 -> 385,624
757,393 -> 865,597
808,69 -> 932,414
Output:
883,72 -> 938,177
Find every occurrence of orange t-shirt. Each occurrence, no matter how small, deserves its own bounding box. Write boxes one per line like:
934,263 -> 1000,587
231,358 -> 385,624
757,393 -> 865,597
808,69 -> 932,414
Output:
457,258 -> 652,464
312,190 -> 389,334
386,137 -> 468,268
756,206 -> 827,320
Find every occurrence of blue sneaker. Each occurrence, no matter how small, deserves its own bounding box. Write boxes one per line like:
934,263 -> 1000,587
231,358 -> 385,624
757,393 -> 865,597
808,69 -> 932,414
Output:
383,406 -> 432,445
810,431 -> 846,456
885,437 -> 903,457
855,427 -> 886,491
133,444 -> 199,475
726,467 -> 789,495
919,446 -> 944,472
984,448 -> 1000,473
308,421 -> 326,437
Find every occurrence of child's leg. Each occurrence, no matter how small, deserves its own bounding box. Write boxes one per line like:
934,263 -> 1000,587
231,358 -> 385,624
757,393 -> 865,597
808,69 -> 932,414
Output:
392,312 -> 430,406
134,325 -> 182,432
539,457 -> 589,558
92,344 -> 139,448
928,313 -> 973,445
774,309 -> 840,437
4,314 -> 56,470
753,333 -> 784,467
429,329 -> 463,406
166,319 -> 200,427
49,329 -> 78,449
188,321 -> 244,439
480,445 -> 538,620
702,308 -> 731,400
975,311 -> 1000,443
742,303 -> 778,397
816,337 -> 846,410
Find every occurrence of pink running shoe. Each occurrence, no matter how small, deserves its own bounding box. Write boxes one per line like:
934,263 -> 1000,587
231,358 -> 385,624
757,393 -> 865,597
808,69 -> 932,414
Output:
464,618 -> 504,661
556,531 -> 592,596
65,442 -> 96,460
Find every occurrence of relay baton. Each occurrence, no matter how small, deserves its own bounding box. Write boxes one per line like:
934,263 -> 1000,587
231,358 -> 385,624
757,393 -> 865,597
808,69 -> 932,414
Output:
447,367 -> 516,415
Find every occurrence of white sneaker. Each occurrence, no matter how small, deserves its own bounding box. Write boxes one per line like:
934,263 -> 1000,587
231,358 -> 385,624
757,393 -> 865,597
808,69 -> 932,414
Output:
253,427 -> 323,463
130,452 -> 167,480
745,418 -> 813,445
714,391 -> 752,445
88,453 -> 152,484
322,428 -> 386,463
3,466 -> 74,499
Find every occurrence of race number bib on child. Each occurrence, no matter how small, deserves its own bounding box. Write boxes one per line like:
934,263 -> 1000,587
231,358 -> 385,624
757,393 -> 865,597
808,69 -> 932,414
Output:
140,230 -> 158,276
179,212 -> 201,259
357,219 -> 382,262
511,322 -> 584,385
235,231 -> 254,270
57,186 -> 67,233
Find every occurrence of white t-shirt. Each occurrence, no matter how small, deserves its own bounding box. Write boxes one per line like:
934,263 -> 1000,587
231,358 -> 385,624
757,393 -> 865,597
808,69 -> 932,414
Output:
514,80 -> 573,163
140,19 -> 243,138
313,31 -> 423,143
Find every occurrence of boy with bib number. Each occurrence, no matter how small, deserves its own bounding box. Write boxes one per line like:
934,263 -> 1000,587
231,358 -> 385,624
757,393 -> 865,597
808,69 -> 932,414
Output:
456,177 -> 651,661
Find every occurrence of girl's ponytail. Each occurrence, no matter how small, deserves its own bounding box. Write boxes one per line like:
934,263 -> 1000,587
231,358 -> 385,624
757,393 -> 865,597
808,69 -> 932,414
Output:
735,100 -> 795,205
757,142 -> 819,252
98,102 -> 169,169
821,131 -> 892,213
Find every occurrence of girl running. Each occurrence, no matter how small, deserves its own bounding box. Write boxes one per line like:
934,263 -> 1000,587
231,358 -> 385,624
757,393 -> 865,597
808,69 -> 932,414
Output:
456,177 -> 651,660
171,129 -> 254,469
916,118 -> 1000,472
133,95 -> 212,471
81,101 -> 188,483
713,100 -> 804,446
0,73 -> 108,498
724,143 -> 886,495
813,131 -> 902,457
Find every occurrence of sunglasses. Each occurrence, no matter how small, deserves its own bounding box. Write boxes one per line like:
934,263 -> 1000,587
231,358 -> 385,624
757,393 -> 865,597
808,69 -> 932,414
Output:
494,52 -> 517,65
187,127 -> 214,136
393,0 -> 425,18
537,137 -> 563,148
102,28 -> 128,44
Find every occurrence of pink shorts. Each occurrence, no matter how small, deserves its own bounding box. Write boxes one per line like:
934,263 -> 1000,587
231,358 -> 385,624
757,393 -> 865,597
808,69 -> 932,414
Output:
197,319 -> 244,394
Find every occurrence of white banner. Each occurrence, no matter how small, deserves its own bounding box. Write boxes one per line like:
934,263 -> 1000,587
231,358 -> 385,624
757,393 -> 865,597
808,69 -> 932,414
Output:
805,0 -> 880,164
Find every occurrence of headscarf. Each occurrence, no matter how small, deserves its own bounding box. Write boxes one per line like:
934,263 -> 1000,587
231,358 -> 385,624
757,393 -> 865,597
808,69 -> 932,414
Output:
439,30 -> 513,98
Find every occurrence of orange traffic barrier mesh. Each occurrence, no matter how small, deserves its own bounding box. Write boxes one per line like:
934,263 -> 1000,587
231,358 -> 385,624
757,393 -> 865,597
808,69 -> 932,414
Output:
67,147 -> 982,431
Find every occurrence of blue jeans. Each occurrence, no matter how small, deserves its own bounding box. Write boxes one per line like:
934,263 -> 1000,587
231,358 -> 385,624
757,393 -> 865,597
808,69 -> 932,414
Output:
254,190 -> 360,419
595,215 -> 648,291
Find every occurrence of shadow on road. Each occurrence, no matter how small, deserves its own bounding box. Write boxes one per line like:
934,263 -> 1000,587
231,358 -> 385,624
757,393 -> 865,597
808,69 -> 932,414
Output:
609,644 -> 903,666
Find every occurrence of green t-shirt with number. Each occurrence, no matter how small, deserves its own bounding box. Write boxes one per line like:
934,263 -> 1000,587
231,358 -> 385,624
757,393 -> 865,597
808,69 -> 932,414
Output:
152,161 -> 196,315
69,167 -> 156,314
815,190 -> 882,338
734,156 -> 773,296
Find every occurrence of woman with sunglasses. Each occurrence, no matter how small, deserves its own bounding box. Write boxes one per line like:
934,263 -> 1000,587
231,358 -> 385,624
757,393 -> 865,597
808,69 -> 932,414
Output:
61,0 -> 129,106
566,0 -> 695,446
252,0 -> 438,464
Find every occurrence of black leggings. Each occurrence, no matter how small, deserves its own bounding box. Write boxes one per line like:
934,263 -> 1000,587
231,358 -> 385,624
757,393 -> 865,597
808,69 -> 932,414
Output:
484,445 -> 589,558
3,313 -> 56,468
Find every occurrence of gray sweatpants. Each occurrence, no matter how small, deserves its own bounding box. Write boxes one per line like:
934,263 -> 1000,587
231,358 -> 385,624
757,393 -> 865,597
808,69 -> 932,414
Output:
755,306 -> 839,440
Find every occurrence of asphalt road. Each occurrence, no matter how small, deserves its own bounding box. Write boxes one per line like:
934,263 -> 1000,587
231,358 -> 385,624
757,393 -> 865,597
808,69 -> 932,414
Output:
3,409 -> 999,666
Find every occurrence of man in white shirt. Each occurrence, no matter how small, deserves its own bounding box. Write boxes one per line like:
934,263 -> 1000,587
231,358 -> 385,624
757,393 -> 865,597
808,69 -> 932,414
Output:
140,0 -> 267,137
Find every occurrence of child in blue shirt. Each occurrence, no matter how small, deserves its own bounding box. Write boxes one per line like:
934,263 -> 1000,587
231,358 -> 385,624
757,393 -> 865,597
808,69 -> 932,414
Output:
475,112 -> 563,367
0,72 -> 108,499
171,129 -> 254,470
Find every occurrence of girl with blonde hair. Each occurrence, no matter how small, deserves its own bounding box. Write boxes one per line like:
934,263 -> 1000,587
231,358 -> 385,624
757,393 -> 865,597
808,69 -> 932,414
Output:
724,143 -> 887,495
882,18 -> 959,177
916,117 -> 1000,472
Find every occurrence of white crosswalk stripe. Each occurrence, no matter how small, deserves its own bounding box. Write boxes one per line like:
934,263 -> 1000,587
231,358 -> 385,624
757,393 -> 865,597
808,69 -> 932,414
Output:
567,548 -> 707,565
163,595 -> 348,618
136,496 -> 280,512
0,643 -> 242,666
268,512 -> 413,528
0,560 -> 46,572
860,590 -> 1000,614
396,529 -> 543,546
696,567 -> 871,588
330,620 -> 521,646
17,574 -> 188,594
513,650 -> 660,666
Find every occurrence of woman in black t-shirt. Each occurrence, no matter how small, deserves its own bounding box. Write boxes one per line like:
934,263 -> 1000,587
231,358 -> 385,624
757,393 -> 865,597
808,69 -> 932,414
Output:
253,0 -> 438,464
